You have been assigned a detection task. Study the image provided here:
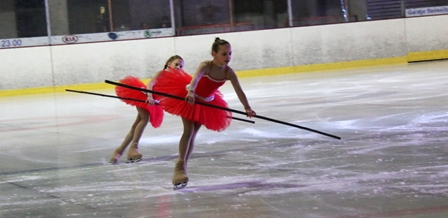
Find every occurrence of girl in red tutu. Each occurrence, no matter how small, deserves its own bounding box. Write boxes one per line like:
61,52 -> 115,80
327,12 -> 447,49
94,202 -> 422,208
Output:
152,38 -> 256,189
109,55 -> 184,163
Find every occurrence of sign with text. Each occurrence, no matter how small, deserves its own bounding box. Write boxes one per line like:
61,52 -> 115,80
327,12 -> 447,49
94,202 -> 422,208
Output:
0,28 -> 174,49
406,5 -> 448,17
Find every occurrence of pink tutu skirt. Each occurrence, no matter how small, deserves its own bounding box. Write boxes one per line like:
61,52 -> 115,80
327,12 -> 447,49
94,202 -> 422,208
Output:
153,69 -> 231,132
115,76 -> 164,128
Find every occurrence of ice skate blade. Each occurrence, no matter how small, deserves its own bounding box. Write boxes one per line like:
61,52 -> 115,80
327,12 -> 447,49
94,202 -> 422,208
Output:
173,183 -> 187,190
126,158 -> 142,163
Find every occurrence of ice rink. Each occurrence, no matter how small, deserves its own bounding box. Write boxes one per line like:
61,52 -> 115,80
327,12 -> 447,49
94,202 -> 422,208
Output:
1,60 -> 448,218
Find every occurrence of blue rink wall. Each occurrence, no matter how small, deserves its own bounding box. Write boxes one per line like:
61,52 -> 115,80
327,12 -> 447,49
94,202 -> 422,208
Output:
1,15 -> 448,96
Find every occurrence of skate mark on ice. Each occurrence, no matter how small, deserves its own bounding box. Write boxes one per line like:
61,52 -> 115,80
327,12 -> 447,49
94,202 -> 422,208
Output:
178,180 -> 306,193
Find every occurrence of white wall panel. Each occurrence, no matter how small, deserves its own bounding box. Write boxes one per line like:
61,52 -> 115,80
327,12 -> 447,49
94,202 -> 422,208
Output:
226,29 -> 293,71
290,19 -> 407,65
1,15 -> 447,90
172,34 -> 217,74
50,38 -> 176,86
0,47 -> 53,89
173,29 -> 293,72
405,14 -> 448,52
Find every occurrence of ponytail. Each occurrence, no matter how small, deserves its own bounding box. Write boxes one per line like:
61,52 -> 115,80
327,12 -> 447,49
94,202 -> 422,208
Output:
211,37 -> 229,53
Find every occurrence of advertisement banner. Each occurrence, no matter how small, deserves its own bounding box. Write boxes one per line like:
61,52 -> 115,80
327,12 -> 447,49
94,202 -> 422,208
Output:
406,5 -> 448,17
1,28 -> 174,49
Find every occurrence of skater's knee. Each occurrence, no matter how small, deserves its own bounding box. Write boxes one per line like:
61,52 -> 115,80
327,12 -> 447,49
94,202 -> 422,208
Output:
139,114 -> 150,122
181,130 -> 194,139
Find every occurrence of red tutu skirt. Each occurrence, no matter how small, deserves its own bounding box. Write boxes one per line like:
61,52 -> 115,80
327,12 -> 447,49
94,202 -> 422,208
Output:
115,76 -> 164,128
153,70 -> 231,132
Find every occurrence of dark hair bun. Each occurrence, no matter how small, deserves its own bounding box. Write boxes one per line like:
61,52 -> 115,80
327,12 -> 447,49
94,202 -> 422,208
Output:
215,37 -> 220,42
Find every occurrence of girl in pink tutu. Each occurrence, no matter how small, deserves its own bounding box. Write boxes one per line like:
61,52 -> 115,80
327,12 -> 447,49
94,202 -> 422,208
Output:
109,55 -> 184,163
152,38 -> 256,189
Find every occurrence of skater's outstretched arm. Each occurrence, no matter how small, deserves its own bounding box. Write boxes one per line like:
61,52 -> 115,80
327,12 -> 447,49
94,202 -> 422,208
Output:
227,68 -> 256,118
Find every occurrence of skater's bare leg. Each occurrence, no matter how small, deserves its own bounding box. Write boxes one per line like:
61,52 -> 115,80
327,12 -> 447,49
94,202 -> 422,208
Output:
127,107 -> 149,162
110,107 -> 149,163
173,118 -> 201,188
172,118 -> 193,186
109,113 -> 140,163
185,122 -> 201,161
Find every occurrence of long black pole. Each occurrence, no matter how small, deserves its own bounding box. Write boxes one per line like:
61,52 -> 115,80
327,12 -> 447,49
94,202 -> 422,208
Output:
66,89 -> 145,102
65,89 -> 255,124
105,80 -> 341,140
